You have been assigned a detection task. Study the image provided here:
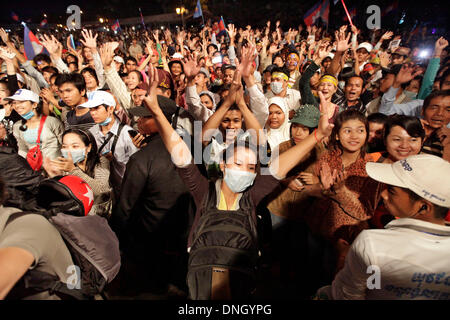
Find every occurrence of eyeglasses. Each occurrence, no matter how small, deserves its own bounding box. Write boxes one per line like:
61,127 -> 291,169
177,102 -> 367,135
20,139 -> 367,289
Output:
392,53 -> 407,59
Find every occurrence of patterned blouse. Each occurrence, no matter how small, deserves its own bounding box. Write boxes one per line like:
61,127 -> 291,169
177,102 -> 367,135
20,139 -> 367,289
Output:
305,148 -> 382,244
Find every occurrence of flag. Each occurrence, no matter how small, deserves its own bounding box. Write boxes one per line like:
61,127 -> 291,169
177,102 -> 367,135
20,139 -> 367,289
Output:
23,23 -> 48,60
381,0 -> 398,17
304,0 -> 329,26
217,16 -> 227,37
40,19 -> 48,28
69,34 -> 76,50
320,0 -> 330,26
139,8 -> 145,27
111,19 -> 121,32
343,7 -> 356,22
11,12 -> 19,22
193,0 -> 203,19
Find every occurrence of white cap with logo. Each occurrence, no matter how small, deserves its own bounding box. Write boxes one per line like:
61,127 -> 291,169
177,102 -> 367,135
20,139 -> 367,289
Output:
366,154 -> 450,208
357,42 -> 373,53
79,90 -> 116,109
4,89 -> 40,103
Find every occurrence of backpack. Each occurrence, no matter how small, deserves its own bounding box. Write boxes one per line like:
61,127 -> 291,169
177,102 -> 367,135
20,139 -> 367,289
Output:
5,178 -> 121,300
186,182 -> 260,300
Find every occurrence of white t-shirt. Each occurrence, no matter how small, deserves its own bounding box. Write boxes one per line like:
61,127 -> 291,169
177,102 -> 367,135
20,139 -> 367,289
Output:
330,218 -> 450,300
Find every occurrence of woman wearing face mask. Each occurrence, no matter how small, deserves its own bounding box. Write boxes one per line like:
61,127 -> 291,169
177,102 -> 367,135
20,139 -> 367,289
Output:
305,109 -> 383,280
142,63 -> 335,300
403,76 -> 423,101
266,97 -> 291,150
8,89 -> 64,162
43,129 -> 113,217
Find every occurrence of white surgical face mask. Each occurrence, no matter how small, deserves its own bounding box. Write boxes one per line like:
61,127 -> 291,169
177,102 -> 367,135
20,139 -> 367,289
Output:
61,148 -> 86,164
270,81 -> 284,95
404,90 -> 417,100
223,168 -> 257,193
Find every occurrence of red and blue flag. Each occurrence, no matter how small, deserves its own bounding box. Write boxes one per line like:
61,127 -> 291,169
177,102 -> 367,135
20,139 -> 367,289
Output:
304,0 -> 330,26
23,23 -> 48,60
111,19 -> 121,32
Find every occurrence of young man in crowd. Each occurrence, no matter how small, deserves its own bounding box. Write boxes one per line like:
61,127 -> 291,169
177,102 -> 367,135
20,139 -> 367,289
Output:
84,90 -> 138,196
111,97 -> 193,298
55,73 -> 95,131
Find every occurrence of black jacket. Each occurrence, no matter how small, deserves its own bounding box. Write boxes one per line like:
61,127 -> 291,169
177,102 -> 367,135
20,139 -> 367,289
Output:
111,135 -> 194,252
0,146 -> 43,209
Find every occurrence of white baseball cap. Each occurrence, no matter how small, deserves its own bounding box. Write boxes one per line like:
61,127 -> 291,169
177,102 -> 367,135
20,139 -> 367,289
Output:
79,90 -> 116,109
357,42 -> 373,53
366,154 -> 450,208
113,56 -> 124,64
4,89 -> 40,103
172,52 -> 184,59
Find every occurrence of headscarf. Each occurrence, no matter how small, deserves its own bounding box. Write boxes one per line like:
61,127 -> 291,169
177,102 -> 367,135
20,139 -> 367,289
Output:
199,91 -> 217,111
266,96 -> 291,150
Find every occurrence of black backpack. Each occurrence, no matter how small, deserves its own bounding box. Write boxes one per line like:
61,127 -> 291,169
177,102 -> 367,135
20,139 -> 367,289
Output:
186,183 -> 260,300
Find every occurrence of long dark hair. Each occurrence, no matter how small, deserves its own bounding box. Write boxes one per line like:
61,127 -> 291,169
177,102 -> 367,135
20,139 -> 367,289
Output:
62,129 -> 99,178
329,109 -> 369,157
384,115 -> 425,143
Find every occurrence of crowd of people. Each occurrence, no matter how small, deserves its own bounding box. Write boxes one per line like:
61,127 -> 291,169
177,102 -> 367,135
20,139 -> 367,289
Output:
0,16 -> 449,300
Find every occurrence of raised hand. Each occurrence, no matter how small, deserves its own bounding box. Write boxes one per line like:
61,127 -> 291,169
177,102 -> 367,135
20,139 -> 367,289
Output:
350,25 -> 359,35
182,54 -> 201,79
142,63 -> 164,118
99,42 -> 116,68
434,37 -> 449,57
394,63 -> 423,85
226,24 -> 237,40
319,162 -> 334,190
0,28 -> 10,44
380,31 -> 393,41
335,30 -> 351,52
40,35 -> 62,58
268,43 -> 281,55
80,29 -> 98,49
317,91 -> 335,139
240,44 -> 257,78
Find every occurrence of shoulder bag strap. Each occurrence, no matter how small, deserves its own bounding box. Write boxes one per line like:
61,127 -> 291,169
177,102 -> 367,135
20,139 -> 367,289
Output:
36,115 -> 47,145
111,123 -> 125,156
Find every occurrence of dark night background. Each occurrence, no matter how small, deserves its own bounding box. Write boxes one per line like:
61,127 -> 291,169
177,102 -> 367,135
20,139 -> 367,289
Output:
0,0 -> 448,33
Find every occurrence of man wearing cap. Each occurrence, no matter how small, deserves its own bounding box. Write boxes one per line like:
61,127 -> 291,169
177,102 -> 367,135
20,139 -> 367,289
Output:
85,90 -> 138,196
355,42 -> 373,72
111,98 -> 193,297
322,155 -> 450,300
113,56 -> 124,73
264,67 -> 301,115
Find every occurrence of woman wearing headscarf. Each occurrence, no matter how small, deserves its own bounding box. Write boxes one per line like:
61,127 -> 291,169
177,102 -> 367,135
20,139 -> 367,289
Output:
266,96 -> 291,150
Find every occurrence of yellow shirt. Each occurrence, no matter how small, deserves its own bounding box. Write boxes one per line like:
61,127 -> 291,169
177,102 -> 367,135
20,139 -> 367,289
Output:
218,191 -> 238,211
